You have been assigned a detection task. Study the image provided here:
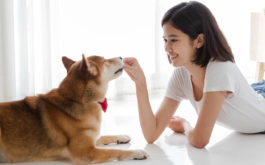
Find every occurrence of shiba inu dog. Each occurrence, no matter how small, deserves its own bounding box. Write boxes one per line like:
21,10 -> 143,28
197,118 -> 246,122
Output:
0,54 -> 148,164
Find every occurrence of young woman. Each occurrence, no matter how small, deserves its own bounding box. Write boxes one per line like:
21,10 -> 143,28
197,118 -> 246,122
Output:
123,1 -> 265,148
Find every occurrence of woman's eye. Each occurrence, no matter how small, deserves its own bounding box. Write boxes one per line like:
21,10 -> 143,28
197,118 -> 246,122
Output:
163,38 -> 178,43
171,39 -> 178,42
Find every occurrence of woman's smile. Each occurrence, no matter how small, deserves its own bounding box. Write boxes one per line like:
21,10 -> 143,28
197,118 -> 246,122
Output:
169,53 -> 179,61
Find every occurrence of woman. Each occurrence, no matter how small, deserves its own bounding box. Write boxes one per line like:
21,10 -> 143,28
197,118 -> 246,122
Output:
123,1 -> 265,148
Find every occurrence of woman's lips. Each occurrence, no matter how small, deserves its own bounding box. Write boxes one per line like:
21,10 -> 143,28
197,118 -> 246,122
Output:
169,54 -> 178,61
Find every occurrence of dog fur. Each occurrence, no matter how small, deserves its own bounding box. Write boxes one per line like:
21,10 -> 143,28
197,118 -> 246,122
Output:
0,54 -> 148,164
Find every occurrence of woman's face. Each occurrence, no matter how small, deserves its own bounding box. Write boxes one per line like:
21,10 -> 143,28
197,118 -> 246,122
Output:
163,22 -> 197,67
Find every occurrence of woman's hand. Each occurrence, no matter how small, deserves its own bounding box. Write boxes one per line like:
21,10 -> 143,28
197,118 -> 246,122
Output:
123,57 -> 146,86
168,116 -> 190,134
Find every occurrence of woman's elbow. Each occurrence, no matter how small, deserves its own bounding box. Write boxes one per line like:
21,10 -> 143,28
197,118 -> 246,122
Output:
191,140 -> 209,148
145,136 -> 157,144
188,131 -> 209,148
147,140 -> 155,144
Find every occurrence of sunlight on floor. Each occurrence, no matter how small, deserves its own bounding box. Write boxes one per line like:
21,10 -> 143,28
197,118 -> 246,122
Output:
3,91 -> 265,165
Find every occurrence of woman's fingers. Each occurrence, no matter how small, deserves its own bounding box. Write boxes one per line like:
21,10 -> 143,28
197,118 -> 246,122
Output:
123,58 -> 138,75
123,63 -> 133,70
123,65 -> 135,74
125,70 -> 136,81
123,57 -> 146,84
123,64 -> 136,79
170,116 -> 182,120
123,57 -> 138,66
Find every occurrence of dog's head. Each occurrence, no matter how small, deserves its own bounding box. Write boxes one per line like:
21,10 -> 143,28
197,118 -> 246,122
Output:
58,54 -> 123,103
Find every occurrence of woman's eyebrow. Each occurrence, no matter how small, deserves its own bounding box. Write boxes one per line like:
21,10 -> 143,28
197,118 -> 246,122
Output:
168,34 -> 179,38
163,34 -> 179,38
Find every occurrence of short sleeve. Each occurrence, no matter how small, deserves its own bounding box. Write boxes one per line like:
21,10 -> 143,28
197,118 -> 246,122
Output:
204,61 -> 239,97
165,68 -> 188,102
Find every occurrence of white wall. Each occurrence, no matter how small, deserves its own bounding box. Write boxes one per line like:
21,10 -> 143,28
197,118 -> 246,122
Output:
1,0 -> 264,101
156,0 -> 265,83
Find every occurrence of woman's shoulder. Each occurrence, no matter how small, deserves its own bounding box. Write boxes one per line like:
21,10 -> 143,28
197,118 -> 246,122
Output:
205,60 -> 240,83
207,60 -> 235,67
204,60 -> 241,94
207,60 -> 237,73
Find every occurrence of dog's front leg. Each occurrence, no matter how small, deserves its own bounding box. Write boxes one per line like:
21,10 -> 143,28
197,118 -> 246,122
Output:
68,134 -> 148,164
96,135 -> 131,145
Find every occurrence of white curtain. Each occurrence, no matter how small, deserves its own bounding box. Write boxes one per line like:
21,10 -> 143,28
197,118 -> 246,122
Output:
56,0 -> 171,98
0,0 -> 16,101
2,0 -> 264,102
0,0 -> 168,101
0,0 -> 62,101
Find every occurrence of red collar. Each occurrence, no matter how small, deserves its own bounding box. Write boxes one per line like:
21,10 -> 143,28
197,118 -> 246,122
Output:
98,98 -> 108,113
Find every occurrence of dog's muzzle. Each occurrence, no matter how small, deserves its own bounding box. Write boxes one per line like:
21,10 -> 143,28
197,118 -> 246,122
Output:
114,68 -> 123,74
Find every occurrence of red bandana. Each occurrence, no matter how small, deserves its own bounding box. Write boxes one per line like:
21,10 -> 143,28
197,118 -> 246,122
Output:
98,98 -> 108,113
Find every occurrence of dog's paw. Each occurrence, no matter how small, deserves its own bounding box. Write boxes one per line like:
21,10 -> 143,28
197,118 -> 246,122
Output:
131,150 -> 149,160
116,135 -> 131,144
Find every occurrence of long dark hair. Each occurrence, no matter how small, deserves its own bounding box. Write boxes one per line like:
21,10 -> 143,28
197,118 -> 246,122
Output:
162,1 -> 234,67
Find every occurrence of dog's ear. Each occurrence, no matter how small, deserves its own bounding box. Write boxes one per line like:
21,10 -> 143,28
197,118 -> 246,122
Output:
82,54 -> 98,76
62,56 -> 75,72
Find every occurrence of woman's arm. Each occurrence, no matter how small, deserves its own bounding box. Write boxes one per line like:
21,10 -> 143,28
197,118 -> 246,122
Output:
137,87 -> 180,143
186,91 -> 227,148
123,57 -> 180,143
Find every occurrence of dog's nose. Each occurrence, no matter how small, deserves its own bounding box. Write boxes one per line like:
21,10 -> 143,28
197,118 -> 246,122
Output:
119,57 -> 122,60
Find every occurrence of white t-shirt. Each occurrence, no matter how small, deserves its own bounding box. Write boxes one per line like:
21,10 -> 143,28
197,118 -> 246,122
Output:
165,60 -> 265,133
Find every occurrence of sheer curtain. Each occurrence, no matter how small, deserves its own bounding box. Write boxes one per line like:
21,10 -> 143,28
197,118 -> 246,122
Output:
0,0 -> 16,101
0,0 -> 166,101
0,0 -> 62,101
2,0 -> 265,102
41,0 -> 169,98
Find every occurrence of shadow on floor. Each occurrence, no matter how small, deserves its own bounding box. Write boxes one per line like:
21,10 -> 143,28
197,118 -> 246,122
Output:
165,132 -> 265,165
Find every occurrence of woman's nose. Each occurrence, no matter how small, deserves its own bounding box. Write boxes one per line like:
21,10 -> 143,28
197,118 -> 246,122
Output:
164,42 -> 172,53
165,48 -> 173,56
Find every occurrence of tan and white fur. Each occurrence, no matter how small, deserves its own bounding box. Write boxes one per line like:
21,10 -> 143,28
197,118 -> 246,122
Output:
0,54 -> 148,164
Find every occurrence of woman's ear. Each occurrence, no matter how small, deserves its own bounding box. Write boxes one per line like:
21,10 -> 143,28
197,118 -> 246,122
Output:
194,33 -> 204,49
